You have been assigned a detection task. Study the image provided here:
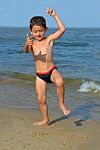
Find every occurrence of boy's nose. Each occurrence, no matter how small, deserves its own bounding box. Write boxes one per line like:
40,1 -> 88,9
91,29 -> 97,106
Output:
37,31 -> 40,36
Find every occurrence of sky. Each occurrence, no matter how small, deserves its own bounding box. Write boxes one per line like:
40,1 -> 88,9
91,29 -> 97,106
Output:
0,0 -> 100,27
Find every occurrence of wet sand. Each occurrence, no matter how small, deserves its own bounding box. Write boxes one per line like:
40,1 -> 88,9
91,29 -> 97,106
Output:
0,108 -> 100,150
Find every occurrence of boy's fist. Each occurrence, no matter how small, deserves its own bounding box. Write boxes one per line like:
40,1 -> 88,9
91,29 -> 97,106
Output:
46,7 -> 56,16
26,34 -> 33,46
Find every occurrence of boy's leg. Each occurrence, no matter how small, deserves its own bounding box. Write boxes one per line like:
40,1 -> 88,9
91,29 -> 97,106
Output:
51,69 -> 70,115
34,76 -> 49,125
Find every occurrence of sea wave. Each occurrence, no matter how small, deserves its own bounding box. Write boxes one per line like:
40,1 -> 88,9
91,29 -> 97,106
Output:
0,72 -> 100,93
78,79 -> 100,93
0,72 -> 35,83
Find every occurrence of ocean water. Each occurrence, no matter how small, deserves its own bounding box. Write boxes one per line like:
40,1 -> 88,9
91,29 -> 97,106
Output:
0,27 -> 100,120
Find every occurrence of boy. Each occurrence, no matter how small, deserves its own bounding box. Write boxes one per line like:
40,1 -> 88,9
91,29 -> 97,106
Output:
23,7 -> 70,125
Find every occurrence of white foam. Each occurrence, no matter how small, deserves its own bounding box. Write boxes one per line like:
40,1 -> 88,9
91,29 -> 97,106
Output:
78,79 -> 100,93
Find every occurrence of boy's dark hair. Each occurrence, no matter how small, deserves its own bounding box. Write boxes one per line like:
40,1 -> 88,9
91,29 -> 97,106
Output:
30,16 -> 46,30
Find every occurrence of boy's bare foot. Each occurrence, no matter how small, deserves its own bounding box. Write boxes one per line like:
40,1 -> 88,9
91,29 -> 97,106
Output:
63,109 -> 70,115
33,120 -> 49,126
60,106 -> 70,115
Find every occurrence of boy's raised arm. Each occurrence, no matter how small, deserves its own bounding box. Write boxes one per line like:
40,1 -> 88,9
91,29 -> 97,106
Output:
46,7 -> 65,41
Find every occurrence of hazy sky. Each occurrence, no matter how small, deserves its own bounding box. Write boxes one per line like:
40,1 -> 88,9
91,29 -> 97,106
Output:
0,0 -> 100,27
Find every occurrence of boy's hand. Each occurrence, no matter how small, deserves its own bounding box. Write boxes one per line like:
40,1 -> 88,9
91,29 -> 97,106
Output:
24,34 -> 33,52
46,7 -> 56,16
26,34 -> 33,46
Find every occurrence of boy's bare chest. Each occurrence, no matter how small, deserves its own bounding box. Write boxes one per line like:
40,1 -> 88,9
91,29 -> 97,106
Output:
32,40 -> 53,62
32,41 -> 52,55
33,46 -> 47,56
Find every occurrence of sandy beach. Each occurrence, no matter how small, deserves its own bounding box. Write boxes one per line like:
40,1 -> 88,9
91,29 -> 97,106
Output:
0,108 -> 100,150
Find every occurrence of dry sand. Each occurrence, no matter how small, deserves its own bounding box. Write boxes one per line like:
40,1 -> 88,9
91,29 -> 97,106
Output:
0,108 -> 100,150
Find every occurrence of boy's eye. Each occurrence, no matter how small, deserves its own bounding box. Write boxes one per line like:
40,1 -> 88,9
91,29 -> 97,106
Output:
32,30 -> 37,33
32,30 -> 44,33
40,30 -> 44,32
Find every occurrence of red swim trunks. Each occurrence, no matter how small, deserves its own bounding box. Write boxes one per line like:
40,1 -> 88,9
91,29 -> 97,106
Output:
36,65 -> 57,83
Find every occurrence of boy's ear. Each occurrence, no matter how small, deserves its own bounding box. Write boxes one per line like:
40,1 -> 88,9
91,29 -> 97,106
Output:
30,30 -> 32,34
30,29 -> 32,34
46,27 -> 48,31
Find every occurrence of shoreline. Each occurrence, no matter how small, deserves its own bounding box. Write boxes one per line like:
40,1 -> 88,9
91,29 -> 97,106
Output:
0,107 -> 100,150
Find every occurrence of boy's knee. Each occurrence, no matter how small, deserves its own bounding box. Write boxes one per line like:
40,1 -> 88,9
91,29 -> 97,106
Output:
38,96 -> 46,105
56,78 -> 64,87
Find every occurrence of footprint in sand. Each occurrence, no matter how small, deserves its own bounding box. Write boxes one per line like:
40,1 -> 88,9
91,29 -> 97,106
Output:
31,131 -> 88,148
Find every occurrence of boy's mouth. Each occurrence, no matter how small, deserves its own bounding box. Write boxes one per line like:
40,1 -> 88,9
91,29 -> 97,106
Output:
37,36 -> 43,39
36,36 -> 45,41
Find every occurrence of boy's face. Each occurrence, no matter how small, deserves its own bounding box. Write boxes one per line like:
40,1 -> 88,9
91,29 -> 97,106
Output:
30,25 -> 47,41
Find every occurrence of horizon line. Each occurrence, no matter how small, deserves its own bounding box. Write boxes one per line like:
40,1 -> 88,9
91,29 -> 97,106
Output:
0,25 -> 100,29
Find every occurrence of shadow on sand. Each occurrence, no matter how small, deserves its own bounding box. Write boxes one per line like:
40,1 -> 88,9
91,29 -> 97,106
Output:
49,102 -> 99,126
